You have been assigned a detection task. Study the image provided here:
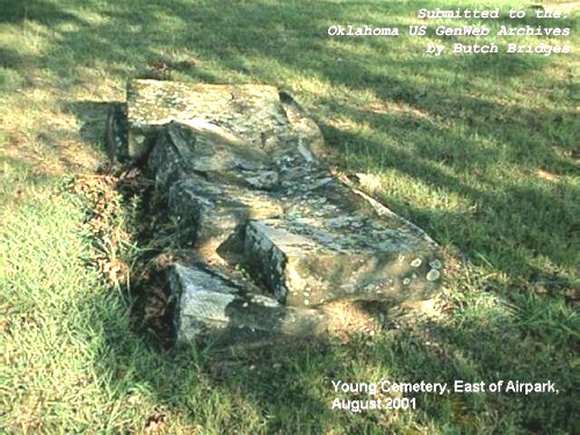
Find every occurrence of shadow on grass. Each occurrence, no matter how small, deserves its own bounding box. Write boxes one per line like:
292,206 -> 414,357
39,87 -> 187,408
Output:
63,100 -> 126,159
87,282 -> 577,432
0,0 -> 80,25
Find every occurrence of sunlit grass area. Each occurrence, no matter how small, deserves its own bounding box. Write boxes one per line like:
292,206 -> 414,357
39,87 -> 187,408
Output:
1,0 -> 578,432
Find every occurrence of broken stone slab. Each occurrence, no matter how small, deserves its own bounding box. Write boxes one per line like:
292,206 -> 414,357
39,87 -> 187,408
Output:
125,79 -> 442,326
243,218 -> 440,308
167,177 -> 283,260
169,263 -> 329,345
128,80 -> 319,161
237,171 -> 440,308
277,174 -> 438,247
147,120 -> 277,188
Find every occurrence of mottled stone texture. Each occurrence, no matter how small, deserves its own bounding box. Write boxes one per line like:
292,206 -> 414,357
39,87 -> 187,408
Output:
128,80 -> 288,159
126,79 -> 441,345
244,219 -> 438,308
170,264 -> 328,345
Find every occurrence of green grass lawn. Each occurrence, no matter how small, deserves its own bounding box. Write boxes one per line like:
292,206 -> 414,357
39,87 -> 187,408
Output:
1,0 -> 578,433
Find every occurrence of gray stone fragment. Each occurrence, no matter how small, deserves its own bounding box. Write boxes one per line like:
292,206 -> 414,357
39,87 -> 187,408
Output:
170,263 -> 328,345
148,120 -> 272,187
243,170 -> 280,191
168,177 -> 283,259
147,124 -> 190,188
243,219 -> 438,308
128,80 -> 295,159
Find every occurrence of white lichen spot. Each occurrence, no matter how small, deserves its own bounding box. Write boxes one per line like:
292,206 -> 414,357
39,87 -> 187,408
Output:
410,258 -> 422,268
243,302 -> 249,308
304,299 -> 310,305
429,259 -> 442,269
426,269 -> 440,281
251,295 -> 279,307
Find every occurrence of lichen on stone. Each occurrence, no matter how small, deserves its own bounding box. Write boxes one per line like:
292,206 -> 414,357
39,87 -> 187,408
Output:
126,80 -> 442,344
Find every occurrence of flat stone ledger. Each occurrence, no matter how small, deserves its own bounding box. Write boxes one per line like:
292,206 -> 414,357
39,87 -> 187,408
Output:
128,80 -> 290,160
126,79 -> 441,345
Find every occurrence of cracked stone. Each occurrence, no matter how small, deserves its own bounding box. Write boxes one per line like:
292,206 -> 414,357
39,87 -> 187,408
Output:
124,80 -> 442,346
170,263 -> 328,345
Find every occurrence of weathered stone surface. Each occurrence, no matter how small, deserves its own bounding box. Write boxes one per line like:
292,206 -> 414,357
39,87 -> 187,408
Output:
168,176 -> 283,259
243,218 -> 438,308
128,80 -> 289,159
125,79 -> 442,345
170,263 -> 328,345
147,121 -> 274,188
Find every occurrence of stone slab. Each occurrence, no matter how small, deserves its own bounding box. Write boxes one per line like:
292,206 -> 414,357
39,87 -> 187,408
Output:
167,176 -> 283,259
124,80 -> 443,345
170,263 -> 328,345
128,80 -> 290,159
243,218 -> 440,308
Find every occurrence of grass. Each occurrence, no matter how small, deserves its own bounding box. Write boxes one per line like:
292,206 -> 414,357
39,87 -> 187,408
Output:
1,0 -> 578,433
